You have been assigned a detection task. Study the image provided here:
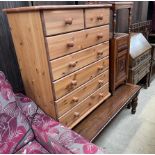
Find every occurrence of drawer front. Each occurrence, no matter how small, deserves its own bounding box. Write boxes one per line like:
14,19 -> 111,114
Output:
85,8 -> 110,28
43,10 -> 84,36
53,56 -> 109,99
134,65 -> 150,83
59,82 -> 110,128
46,25 -> 109,59
56,70 -> 109,117
117,35 -> 129,52
134,60 -> 151,74
133,51 -> 151,68
50,42 -> 109,80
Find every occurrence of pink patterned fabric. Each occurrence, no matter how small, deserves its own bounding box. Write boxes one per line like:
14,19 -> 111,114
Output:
0,71 -> 16,111
14,129 -> 34,153
0,71 -> 106,154
0,103 -> 32,153
15,93 -> 38,123
0,72 -> 34,153
32,113 -> 106,154
32,113 -> 71,154
16,140 -> 49,154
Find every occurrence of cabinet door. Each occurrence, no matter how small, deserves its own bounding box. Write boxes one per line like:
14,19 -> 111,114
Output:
115,50 -> 129,86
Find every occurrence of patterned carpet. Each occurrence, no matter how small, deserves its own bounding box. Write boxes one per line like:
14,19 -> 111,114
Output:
94,79 -> 155,154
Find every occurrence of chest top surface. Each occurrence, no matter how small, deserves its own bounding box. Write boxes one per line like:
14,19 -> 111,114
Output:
3,4 -> 112,13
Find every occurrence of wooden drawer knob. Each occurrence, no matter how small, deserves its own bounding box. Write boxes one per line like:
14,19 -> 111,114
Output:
74,112 -> 80,117
72,97 -> 79,102
98,66 -> 103,71
99,93 -> 104,97
97,51 -> 103,55
97,33 -> 103,39
98,80 -> 104,85
71,80 -> 77,86
67,41 -> 74,48
97,15 -> 103,20
65,18 -> 73,25
69,62 -> 76,67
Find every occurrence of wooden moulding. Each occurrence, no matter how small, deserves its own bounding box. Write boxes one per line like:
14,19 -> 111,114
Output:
3,5 -> 112,13
109,2 -> 133,10
73,83 -> 141,141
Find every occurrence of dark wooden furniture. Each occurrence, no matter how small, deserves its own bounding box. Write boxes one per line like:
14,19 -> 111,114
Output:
148,36 -> 155,81
110,33 -> 130,94
128,33 -> 152,88
109,2 -> 133,94
130,20 -> 152,39
73,83 -> 141,141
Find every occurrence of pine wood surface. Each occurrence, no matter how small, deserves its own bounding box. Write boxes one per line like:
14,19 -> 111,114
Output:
56,70 -> 109,117
7,11 -> 56,117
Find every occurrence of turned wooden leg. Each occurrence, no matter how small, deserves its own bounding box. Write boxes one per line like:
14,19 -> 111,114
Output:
127,101 -> 131,109
147,72 -> 151,87
144,73 -> 150,89
131,94 -> 138,114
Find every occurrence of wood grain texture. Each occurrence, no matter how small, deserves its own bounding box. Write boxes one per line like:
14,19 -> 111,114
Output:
53,56 -> 109,99
73,83 -> 141,141
0,1 -> 29,93
56,70 -> 109,117
43,9 -> 84,36
7,11 -> 56,117
85,8 -> 110,28
4,4 -> 112,13
5,5 -> 111,128
59,82 -> 110,129
50,42 -> 109,80
110,33 -> 129,94
46,25 -> 109,59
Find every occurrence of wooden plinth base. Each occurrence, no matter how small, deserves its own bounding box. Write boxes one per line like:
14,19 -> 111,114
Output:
73,83 -> 141,142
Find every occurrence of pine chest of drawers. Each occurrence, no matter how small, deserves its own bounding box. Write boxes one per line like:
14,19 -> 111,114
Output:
5,5 -> 111,128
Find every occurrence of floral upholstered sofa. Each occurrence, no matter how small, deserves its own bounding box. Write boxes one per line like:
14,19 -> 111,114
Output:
0,71 -> 106,154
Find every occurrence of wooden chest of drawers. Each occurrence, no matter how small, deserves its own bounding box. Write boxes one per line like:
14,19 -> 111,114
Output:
5,5 -> 111,128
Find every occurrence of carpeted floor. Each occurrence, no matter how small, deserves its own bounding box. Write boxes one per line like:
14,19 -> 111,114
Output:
94,78 -> 155,154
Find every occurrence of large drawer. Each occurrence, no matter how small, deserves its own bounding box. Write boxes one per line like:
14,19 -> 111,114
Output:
46,25 -> 109,59
43,9 -> 84,36
85,8 -> 110,28
56,70 -> 109,117
53,56 -> 109,99
50,42 -> 109,80
59,82 -> 110,128
130,50 -> 151,68
134,68 -> 150,84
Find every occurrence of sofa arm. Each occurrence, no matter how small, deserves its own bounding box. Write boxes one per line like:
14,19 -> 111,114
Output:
15,93 -> 38,123
32,113 -> 106,154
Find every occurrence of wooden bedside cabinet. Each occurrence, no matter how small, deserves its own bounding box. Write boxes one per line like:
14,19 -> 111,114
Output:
4,5 -> 111,128
109,2 -> 133,94
110,33 -> 130,93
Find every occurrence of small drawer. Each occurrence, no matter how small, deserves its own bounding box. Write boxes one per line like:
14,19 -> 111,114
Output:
50,42 -> 109,80
46,25 -> 109,60
55,70 -> 109,117
85,8 -> 110,28
59,82 -> 110,128
53,56 -> 109,100
43,10 -> 84,36
117,34 -> 129,52
83,25 -> 109,52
